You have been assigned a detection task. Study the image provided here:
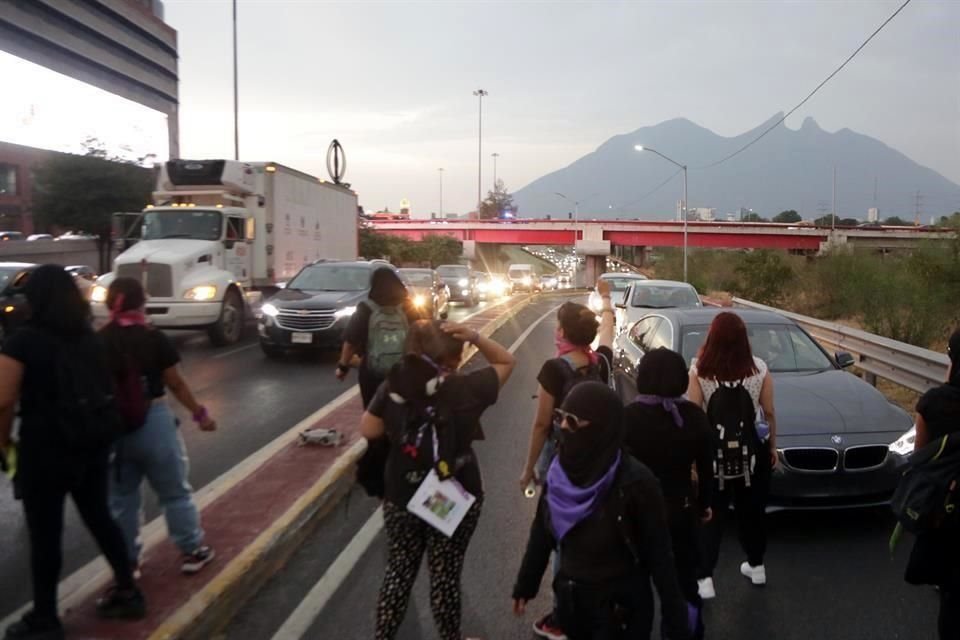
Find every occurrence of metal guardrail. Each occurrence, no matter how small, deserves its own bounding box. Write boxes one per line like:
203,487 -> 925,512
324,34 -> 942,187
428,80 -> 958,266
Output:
730,297 -> 950,394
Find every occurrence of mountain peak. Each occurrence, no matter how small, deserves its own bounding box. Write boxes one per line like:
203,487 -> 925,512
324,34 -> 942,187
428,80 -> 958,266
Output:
800,116 -> 822,132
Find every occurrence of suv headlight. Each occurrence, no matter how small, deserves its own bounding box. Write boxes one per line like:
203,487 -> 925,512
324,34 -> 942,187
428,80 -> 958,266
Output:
90,284 -> 108,303
184,285 -> 218,301
261,303 -> 279,317
412,294 -> 427,307
334,305 -> 356,319
889,425 -> 917,457
458,278 -> 469,287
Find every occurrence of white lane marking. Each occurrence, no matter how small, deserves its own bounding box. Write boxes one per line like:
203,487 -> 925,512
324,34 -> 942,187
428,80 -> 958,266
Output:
212,342 -> 258,359
269,508 -> 384,640
269,300 -> 560,639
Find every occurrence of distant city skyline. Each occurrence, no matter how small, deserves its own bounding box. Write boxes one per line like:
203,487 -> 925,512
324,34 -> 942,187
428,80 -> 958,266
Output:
164,0 -> 959,216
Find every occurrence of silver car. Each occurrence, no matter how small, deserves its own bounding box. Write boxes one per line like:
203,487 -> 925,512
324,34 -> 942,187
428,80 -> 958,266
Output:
614,280 -> 702,333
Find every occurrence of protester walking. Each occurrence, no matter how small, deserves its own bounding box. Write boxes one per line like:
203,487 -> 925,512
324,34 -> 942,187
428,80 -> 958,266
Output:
901,329 -> 960,639
512,382 -> 694,640
100,278 -> 216,576
518,279 -> 615,640
360,320 -> 514,640
623,347 -> 713,638
0,266 -> 145,640
687,311 -> 777,598
337,266 -> 421,406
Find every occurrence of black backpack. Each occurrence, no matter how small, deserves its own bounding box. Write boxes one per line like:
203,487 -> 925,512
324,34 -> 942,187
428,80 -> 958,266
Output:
890,431 -> 960,536
52,336 -> 124,450
706,382 -> 759,491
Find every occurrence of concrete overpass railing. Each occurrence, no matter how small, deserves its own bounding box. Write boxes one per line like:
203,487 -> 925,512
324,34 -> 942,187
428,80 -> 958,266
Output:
730,297 -> 950,394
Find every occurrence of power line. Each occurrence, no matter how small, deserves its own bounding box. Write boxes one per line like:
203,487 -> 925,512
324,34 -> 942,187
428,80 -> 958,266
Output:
692,0 -> 914,171
614,168 -> 684,213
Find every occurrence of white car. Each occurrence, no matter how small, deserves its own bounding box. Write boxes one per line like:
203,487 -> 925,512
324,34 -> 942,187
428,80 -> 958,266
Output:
614,280 -> 702,333
587,272 -> 648,312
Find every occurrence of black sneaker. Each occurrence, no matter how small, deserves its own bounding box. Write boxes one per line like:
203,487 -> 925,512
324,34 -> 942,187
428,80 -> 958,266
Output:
95,585 -> 146,620
3,612 -> 64,640
181,546 -> 216,574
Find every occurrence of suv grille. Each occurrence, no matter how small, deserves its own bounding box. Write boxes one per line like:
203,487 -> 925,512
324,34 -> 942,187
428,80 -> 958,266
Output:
783,448 -> 839,472
275,308 -> 336,331
116,263 -> 173,298
844,445 -> 889,470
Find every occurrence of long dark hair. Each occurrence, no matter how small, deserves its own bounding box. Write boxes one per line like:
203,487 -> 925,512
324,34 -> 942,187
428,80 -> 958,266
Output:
557,302 -> 599,346
24,264 -> 91,336
369,267 -> 407,306
387,320 -> 464,412
696,311 -> 758,381
636,347 -> 688,396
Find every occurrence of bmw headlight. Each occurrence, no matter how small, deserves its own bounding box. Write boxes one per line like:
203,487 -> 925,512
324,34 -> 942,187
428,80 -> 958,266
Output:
458,278 -> 469,287
90,284 -> 108,303
334,305 -> 357,319
261,303 -> 279,317
889,425 -> 917,457
184,285 -> 218,301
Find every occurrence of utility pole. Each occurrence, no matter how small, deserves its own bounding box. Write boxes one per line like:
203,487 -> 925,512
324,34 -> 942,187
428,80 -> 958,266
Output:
914,190 -> 922,226
491,152 -> 499,188
437,168 -> 444,220
831,167 -> 837,231
232,0 -> 239,160
473,90 -> 488,216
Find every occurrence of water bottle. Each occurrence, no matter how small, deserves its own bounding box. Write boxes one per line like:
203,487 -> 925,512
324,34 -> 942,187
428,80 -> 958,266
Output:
523,480 -> 537,499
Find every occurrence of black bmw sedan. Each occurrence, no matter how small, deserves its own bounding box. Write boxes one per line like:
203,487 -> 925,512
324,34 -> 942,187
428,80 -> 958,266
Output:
612,307 -> 914,509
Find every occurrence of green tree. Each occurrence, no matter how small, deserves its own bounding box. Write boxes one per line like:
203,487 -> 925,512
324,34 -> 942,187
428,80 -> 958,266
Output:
741,212 -> 768,223
772,210 -> 801,223
419,234 -> 463,267
32,143 -> 153,270
733,250 -> 793,305
839,218 -> 860,227
478,179 -> 516,220
883,216 -> 910,226
358,228 -> 462,267
814,214 -> 838,226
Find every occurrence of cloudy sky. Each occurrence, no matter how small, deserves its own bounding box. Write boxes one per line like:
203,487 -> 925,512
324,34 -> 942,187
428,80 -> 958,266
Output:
165,0 -> 959,217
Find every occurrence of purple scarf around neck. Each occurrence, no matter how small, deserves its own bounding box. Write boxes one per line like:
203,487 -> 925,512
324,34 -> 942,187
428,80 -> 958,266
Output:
633,394 -> 685,428
546,450 -> 621,542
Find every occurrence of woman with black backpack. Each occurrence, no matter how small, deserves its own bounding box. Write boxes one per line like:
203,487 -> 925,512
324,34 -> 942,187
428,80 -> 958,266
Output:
904,329 -> 960,639
100,278 -> 217,577
0,266 -> 144,640
623,348 -> 713,638
518,279 -> 615,640
512,382 -> 694,640
360,319 -> 514,640
686,311 -> 777,599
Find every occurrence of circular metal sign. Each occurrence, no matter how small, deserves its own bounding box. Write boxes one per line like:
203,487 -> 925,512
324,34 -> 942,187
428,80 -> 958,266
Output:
326,139 -> 347,184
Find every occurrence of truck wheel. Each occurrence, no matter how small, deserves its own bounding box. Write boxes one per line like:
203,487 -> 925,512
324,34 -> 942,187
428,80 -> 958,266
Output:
208,290 -> 244,346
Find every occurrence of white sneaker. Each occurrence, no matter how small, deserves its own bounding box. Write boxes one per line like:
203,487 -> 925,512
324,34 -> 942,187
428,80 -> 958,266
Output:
740,561 -> 766,585
697,577 -> 716,600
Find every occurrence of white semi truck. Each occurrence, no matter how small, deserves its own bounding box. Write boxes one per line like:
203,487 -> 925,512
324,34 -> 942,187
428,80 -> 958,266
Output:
92,159 -> 359,345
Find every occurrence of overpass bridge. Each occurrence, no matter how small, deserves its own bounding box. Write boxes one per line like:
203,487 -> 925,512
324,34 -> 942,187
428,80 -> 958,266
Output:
370,218 -> 954,279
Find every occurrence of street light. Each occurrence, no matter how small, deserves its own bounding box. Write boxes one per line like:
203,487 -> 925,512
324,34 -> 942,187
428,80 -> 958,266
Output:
555,192 -> 579,287
634,145 -> 689,282
437,168 -> 444,220
491,152 -> 499,187
473,89 -> 488,215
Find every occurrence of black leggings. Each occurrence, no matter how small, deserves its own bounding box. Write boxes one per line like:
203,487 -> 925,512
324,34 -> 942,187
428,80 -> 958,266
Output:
699,461 -> 771,577
19,449 -> 135,620
375,499 -> 482,640
941,588 -> 959,640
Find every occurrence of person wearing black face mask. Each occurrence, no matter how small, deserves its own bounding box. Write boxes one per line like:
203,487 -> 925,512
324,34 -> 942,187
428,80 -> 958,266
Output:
904,329 -> 960,639
512,382 -> 694,640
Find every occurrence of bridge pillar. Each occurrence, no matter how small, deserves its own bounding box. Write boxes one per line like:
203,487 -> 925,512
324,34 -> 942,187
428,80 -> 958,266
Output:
583,255 -> 605,286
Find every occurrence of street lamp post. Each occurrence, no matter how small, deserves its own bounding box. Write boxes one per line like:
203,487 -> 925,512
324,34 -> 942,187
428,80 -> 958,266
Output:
554,192 -> 580,287
634,145 -> 688,283
438,168 -> 444,220
492,152 -> 500,187
473,90 -> 488,215
232,0 -> 239,160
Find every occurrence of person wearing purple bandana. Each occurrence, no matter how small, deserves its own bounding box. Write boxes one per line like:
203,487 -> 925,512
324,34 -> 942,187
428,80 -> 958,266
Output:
623,348 -> 713,639
519,279 -> 616,640
513,382 -> 694,640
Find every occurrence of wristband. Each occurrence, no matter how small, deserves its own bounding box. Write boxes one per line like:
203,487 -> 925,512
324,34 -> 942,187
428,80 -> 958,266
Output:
336,362 -> 350,373
192,406 -> 209,423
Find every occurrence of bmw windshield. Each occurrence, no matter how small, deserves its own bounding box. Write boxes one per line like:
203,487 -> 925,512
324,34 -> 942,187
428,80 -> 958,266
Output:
681,323 -> 834,372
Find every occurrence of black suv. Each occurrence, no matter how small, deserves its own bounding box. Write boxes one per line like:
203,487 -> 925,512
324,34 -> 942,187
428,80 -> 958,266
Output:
436,264 -> 478,307
257,260 -> 396,358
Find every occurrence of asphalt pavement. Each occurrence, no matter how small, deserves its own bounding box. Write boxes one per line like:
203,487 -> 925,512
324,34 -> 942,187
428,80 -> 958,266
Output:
0,301 -> 487,621
224,294 -> 943,640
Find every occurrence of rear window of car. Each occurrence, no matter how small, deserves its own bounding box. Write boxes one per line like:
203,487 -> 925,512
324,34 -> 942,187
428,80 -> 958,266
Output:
681,323 -> 833,372
437,266 -> 468,276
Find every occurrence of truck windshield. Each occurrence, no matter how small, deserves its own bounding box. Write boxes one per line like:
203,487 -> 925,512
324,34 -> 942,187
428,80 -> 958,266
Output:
142,210 -> 222,241
287,264 -> 371,292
